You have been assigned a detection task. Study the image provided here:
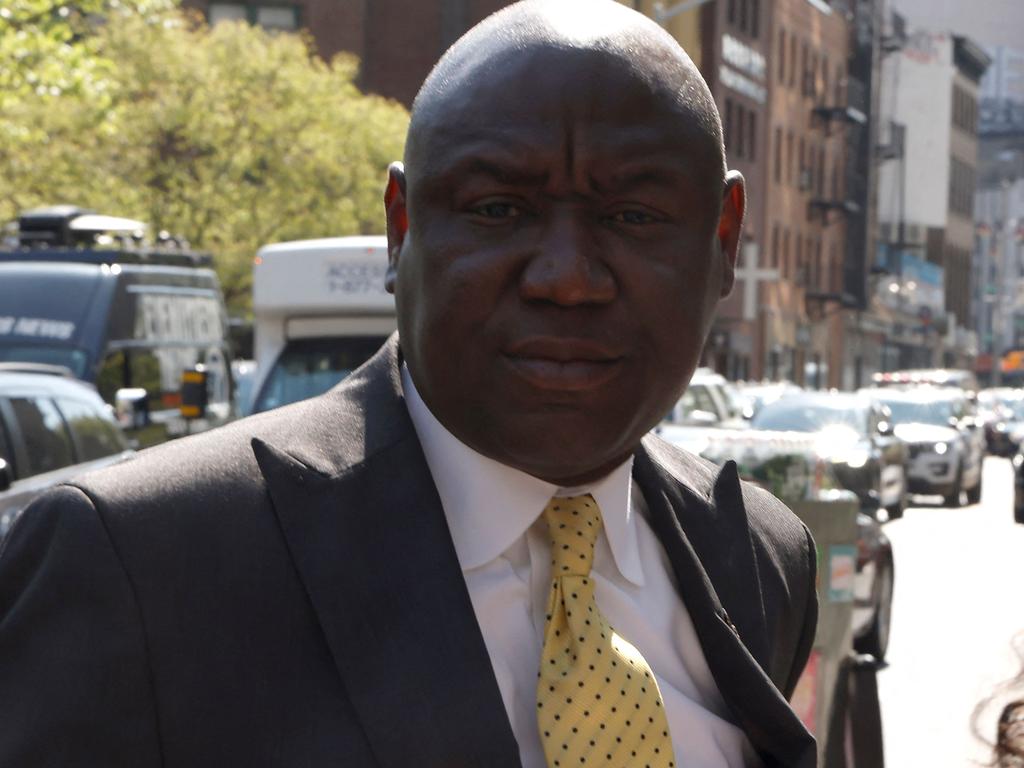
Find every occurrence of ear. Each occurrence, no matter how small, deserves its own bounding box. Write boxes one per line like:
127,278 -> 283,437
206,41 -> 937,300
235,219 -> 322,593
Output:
384,161 -> 408,294
716,170 -> 746,298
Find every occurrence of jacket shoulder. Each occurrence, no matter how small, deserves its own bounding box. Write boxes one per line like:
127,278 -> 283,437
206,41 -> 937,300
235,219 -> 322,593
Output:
641,433 -> 810,542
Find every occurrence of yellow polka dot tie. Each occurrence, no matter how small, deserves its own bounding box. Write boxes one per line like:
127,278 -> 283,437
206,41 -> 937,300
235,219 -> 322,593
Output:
536,494 -> 676,768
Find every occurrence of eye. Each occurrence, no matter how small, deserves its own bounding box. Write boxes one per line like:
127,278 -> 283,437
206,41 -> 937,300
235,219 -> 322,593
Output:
606,209 -> 660,226
470,201 -> 522,220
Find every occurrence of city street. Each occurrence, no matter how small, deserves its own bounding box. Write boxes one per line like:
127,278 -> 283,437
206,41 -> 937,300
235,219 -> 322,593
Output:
879,456 -> 1024,766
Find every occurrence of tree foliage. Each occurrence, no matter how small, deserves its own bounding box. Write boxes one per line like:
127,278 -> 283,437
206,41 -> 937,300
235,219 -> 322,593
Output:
0,4 -> 409,313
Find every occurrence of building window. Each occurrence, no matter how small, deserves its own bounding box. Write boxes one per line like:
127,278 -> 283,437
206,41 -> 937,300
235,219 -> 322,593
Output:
736,104 -> 746,158
798,136 -> 806,187
817,145 -> 826,194
750,0 -> 759,38
728,0 -> 737,25
807,141 -> 816,192
827,244 -> 835,292
800,42 -> 809,97
256,6 -> 298,31
783,229 -> 791,279
796,234 -> 804,282
786,131 -> 794,185
809,53 -> 818,99
208,3 -> 298,32
771,224 -> 780,268
725,98 -> 734,155
790,36 -> 798,87
778,29 -> 786,83
814,239 -> 823,291
774,127 -> 782,183
747,111 -> 756,162
209,2 -> 247,23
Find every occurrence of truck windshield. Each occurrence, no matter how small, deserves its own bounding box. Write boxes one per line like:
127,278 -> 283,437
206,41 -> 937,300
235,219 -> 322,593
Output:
252,336 -> 386,414
0,345 -> 90,378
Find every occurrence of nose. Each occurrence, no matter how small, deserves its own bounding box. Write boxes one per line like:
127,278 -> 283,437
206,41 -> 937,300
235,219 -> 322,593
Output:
519,210 -> 616,306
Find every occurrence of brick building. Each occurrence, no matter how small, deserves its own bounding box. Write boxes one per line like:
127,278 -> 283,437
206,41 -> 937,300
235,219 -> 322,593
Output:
705,0 -> 771,382
180,0 -> 511,107
758,0 -> 858,387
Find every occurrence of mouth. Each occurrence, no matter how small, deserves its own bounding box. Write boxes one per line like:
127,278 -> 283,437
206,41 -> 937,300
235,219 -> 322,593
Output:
501,337 -> 624,392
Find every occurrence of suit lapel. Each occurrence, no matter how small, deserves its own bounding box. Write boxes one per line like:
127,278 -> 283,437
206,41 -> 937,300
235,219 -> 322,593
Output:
252,339 -> 520,768
634,439 -> 815,768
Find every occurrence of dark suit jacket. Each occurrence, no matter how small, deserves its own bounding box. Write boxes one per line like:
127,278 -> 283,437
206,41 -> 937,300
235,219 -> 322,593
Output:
0,336 -> 818,767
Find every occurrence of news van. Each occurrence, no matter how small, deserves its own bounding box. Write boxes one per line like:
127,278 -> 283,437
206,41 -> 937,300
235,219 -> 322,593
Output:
249,236 -> 394,414
0,206 -> 234,447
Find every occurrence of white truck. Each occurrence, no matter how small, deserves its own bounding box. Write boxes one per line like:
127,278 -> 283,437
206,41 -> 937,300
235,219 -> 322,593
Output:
248,236 -> 394,414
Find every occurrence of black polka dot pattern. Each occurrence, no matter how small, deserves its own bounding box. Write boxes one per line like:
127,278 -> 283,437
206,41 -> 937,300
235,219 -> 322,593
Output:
536,495 -> 675,768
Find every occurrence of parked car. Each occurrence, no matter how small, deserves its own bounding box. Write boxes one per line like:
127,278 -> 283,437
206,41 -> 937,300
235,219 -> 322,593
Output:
0,206 -> 235,448
864,387 -> 985,506
0,364 -> 133,540
1013,451 -> 1024,525
977,388 -> 1024,456
656,425 -> 896,661
871,368 -> 978,391
749,392 -> 909,518
665,367 -> 748,428
853,511 -> 895,659
732,380 -> 803,420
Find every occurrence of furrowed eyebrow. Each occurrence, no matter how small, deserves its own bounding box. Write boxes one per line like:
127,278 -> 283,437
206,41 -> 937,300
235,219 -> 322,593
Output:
440,156 -> 550,187
602,168 -> 685,191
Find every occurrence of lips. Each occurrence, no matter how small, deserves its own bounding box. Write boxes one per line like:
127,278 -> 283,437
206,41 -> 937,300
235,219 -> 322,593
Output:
502,337 -> 624,391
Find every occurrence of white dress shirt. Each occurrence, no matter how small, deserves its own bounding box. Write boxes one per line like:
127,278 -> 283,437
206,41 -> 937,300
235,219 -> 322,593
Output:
401,366 -> 763,768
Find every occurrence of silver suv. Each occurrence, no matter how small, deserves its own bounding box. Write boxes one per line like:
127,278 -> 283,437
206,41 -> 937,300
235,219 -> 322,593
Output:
864,387 -> 984,506
0,364 -> 133,540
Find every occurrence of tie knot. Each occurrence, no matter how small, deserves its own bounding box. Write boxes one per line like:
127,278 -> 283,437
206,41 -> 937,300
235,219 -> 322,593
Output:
543,494 -> 602,577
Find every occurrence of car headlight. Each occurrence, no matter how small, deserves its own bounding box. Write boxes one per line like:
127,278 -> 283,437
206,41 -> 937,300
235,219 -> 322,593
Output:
934,442 -> 948,455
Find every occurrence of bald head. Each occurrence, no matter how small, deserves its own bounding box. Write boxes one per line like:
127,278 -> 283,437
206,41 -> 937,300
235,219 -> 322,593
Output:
383,0 -> 746,484
406,0 -> 725,188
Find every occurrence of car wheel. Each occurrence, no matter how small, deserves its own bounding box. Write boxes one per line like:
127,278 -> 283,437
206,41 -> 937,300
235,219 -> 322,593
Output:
854,555 -> 894,661
943,466 -> 963,507
966,472 -> 982,505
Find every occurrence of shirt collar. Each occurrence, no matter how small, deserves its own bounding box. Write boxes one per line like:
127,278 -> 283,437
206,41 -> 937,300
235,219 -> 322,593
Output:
401,365 -> 645,587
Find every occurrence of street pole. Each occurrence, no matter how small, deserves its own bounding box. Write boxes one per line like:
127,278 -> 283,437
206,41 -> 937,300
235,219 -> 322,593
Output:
994,178 -> 1012,387
977,225 -> 992,379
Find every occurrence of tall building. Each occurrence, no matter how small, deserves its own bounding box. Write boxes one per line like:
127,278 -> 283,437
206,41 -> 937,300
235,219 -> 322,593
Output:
635,0 -> 771,381
756,0 -> 858,388
875,28 -> 989,369
887,0 -> 1024,50
975,45 -> 1024,382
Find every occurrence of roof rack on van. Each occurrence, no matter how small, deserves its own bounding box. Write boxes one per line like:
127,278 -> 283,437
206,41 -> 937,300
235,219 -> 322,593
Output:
0,363 -> 75,378
0,206 -> 212,268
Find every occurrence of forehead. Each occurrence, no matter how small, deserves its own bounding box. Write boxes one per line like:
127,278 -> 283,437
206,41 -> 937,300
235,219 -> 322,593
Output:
409,45 -> 718,186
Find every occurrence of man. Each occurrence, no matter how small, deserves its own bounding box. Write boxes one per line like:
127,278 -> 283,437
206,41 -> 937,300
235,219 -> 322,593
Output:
0,2 -> 817,766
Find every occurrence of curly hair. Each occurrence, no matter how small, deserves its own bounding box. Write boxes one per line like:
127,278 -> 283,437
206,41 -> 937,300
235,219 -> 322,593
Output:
996,700 -> 1024,767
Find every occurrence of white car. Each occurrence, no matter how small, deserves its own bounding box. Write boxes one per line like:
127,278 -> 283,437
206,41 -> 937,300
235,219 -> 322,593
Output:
665,368 -> 749,429
863,387 -> 984,506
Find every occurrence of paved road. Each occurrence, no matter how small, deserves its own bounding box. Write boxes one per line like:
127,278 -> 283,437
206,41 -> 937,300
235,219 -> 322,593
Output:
878,456 -> 1024,766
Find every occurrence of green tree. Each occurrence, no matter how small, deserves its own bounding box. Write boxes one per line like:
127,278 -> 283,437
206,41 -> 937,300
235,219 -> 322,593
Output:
0,5 -> 409,314
0,0 -> 173,106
